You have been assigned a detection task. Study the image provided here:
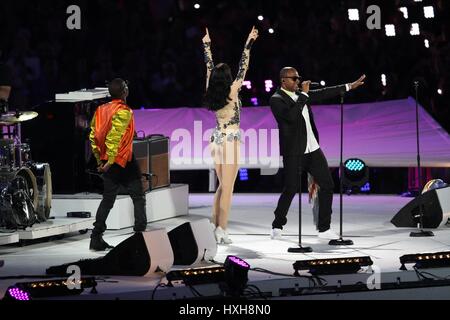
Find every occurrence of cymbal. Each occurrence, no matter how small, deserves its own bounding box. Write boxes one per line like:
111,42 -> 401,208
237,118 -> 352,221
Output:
0,111 -> 38,124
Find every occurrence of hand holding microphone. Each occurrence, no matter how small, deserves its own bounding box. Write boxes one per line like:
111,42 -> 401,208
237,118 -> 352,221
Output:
301,80 -> 311,94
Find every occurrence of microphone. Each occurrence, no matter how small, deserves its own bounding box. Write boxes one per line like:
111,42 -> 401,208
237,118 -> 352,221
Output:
297,82 -> 322,91
295,82 -> 323,95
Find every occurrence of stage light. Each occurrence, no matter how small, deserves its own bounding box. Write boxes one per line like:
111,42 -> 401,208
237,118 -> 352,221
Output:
6,287 -> 30,300
347,9 -> 359,21
399,251 -> 450,271
424,39 -> 430,48
239,168 -> 249,181
293,256 -> 373,275
166,266 -> 226,285
165,256 -> 250,295
414,0 -> 422,2
243,80 -> 252,89
385,24 -> 396,37
410,23 -> 420,36
381,74 -> 387,86
423,6 -> 434,19
194,3 -> 200,9
3,278 -> 97,300
251,97 -> 258,106
360,182 -> 371,193
224,255 -> 250,295
399,7 -> 408,19
268,28 -> 274,34
265,80 -> 273,92
257,15 -> 264,21
320,80 -> 326,86
343,158 -> 369,188
437,89 -> 442,95
422,179 -> 448,193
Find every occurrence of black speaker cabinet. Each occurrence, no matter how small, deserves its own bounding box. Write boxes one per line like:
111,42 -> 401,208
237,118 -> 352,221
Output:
391,186 -> 450,228
133,136 -> 170,192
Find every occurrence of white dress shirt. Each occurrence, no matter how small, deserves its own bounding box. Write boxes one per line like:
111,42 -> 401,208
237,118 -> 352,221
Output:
281,84 -> 350,154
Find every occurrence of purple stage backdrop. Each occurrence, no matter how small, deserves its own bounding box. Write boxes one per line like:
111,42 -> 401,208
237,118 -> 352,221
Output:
134,98 -> 450,169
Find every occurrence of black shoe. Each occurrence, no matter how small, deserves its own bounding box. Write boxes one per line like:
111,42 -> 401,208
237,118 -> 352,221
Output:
89,236 -> 114,251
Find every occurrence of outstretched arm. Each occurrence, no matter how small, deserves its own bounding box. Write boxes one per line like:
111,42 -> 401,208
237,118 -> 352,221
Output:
308,74 -> 366,104
232,26 -> 259,89
202,28 -> 214,90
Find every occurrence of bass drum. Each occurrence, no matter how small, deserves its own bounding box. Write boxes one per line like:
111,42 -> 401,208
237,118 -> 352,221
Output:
28,163 -> 52,222
14,167 -> 39,210
0,167 -> 38,229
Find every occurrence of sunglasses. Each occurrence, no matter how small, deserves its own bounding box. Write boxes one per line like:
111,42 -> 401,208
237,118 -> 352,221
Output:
283,76 -> 302,82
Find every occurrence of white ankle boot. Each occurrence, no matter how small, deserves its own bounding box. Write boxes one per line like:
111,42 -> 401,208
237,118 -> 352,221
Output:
214,226 -> 232,245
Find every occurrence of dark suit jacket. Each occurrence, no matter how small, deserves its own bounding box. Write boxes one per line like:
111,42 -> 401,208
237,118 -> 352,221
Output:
270,85 -> 346,156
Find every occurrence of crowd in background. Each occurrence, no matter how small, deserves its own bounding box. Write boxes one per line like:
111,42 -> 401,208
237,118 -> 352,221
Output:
0,0 -> 448,130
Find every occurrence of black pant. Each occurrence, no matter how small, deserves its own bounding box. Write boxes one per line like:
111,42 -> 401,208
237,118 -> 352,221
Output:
92,157 -> 147,236
273,149 -> 334,232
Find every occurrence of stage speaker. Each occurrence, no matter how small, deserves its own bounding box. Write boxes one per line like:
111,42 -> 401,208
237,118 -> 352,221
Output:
168,219 -> 217,266
148,135 -> 170,190
391,186 -> 450,228
134,139 -> 151,192
46,229 -> 173,276
140,229 -> 174,275
133,136 -> 170,192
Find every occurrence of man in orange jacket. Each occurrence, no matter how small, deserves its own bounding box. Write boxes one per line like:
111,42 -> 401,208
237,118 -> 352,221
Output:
89,78 -> 147,251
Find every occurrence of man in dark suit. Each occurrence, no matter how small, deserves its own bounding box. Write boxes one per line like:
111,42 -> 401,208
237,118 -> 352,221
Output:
270,67 -> 365,240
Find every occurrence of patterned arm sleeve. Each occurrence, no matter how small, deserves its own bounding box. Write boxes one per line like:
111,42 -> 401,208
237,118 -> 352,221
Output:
203,41 -> 214,90
233,44 -> 252,89
89,114 -> 101,165
105,109 -> 132,165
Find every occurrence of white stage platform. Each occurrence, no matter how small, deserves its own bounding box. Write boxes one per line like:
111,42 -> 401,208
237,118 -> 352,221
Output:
0,232 -> 19,246
50,184 -> 189,229
1,218 -> 94,246
17,218 -> 95,241
1,193 -> 450,301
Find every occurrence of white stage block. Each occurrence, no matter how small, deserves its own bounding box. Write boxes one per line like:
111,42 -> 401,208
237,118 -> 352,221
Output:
50,184 -> 189,230
17,218 -> 95,240
0,232 -> 19,245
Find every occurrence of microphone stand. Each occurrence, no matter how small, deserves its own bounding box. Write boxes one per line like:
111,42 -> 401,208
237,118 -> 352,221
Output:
288,98 -> 312,253
410,81 -> 433,237
329,92 -> 353,246
288,164 -> 312,253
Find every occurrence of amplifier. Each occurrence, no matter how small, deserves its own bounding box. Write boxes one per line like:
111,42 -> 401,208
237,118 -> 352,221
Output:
133,135 -> 170,191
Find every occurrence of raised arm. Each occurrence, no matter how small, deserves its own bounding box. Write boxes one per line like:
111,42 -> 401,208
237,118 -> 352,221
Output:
202,28 -> 214,90
308,74 -> 366,104
232,26 -> 259,90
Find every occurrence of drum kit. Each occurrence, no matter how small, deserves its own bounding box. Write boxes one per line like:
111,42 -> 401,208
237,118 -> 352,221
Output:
0,110 -> 52,229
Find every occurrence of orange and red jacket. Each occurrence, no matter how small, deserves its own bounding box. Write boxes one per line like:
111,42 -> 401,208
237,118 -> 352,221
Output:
89,99 -> 135,168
